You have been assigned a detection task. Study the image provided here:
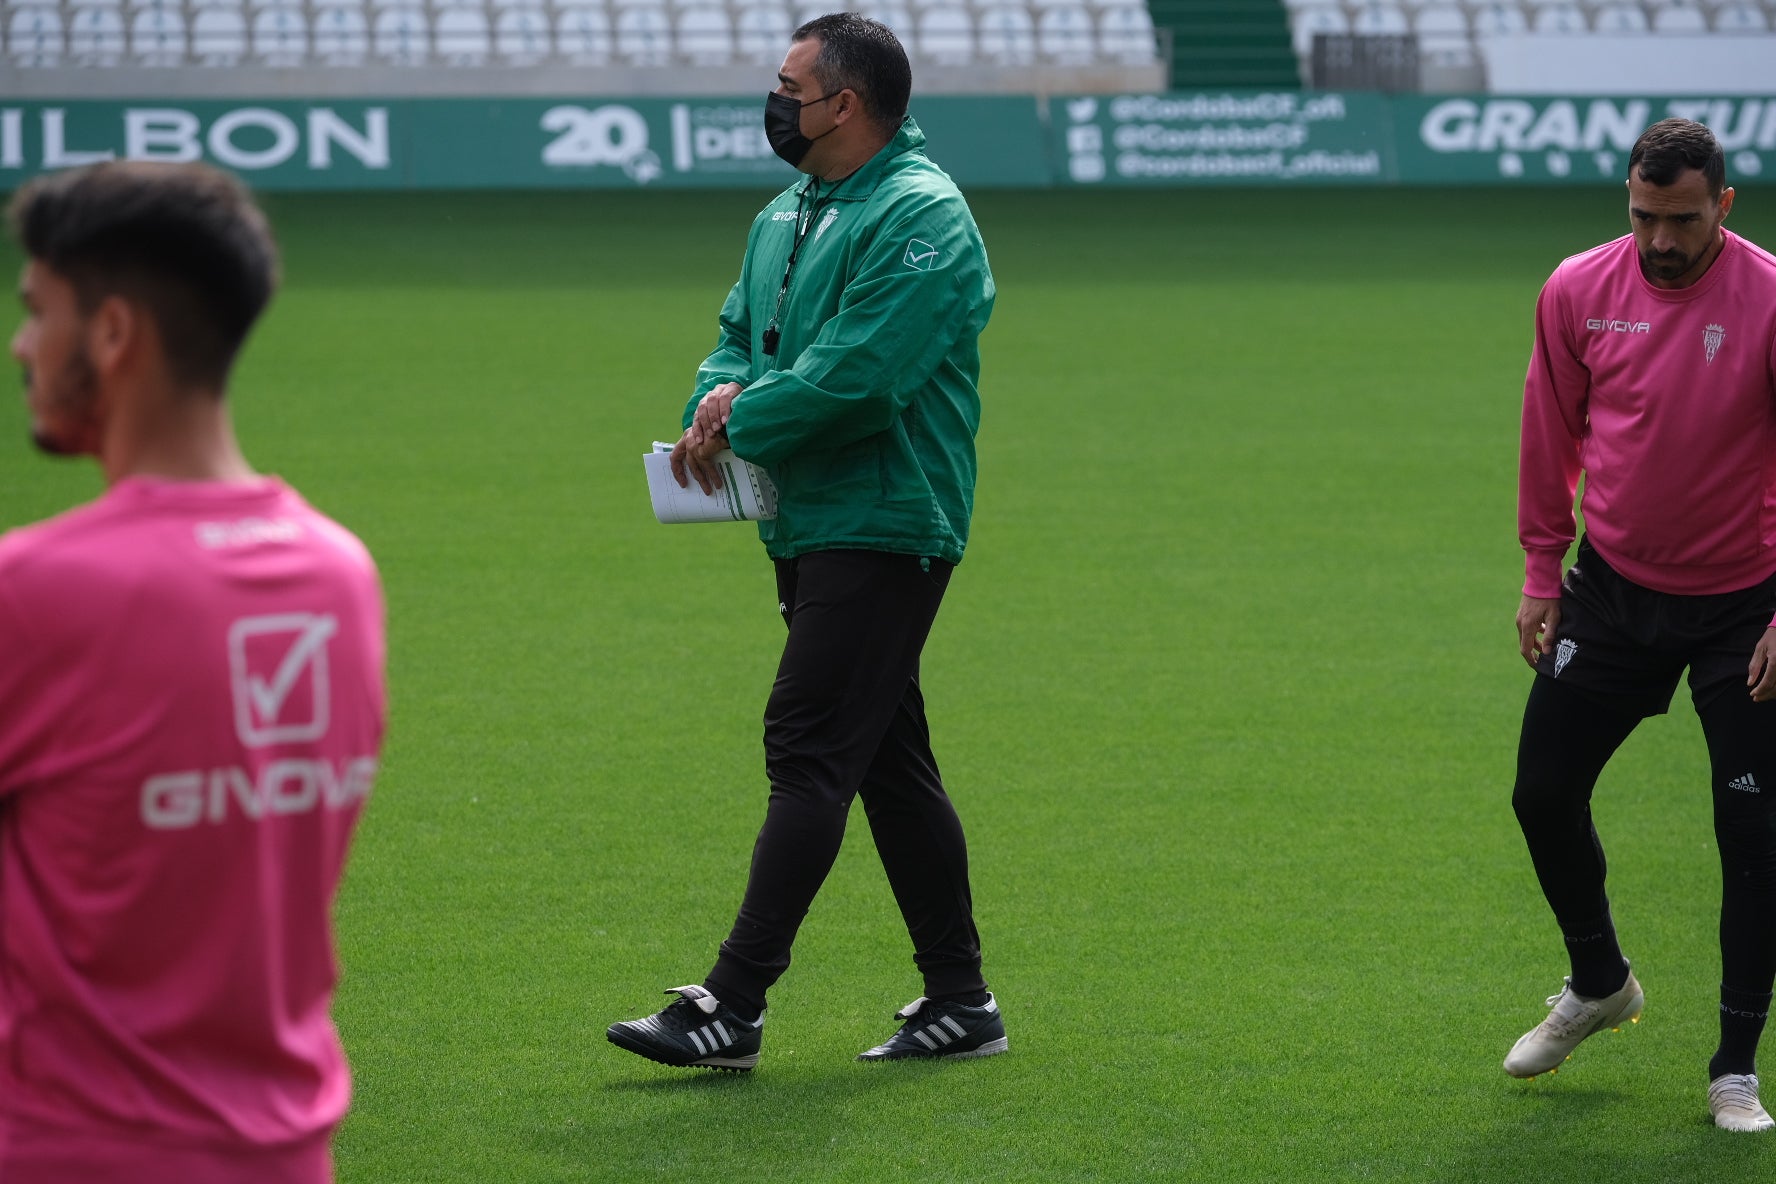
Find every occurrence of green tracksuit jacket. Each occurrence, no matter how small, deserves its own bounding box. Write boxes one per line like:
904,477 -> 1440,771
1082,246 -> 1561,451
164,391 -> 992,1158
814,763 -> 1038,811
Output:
683,117 -> 995,564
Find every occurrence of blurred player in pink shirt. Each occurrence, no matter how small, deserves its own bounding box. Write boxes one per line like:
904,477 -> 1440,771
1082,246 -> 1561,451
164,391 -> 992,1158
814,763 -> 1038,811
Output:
1507,119 -> 1776,1131
0,162 -> 385,1181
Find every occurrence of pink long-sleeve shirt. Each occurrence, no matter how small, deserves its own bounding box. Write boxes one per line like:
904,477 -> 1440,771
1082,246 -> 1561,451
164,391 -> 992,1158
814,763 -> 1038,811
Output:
0,477 -> 386,1183
1519,228 -> 1776,601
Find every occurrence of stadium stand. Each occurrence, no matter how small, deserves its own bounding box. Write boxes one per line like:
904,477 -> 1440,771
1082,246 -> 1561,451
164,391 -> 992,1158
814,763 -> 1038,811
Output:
0,0 -> 1164,73
1288,0 -> 1776,87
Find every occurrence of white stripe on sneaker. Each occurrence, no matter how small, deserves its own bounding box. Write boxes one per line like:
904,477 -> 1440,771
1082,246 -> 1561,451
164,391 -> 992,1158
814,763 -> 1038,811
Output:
688,1028 -> 708,1055
914,1029 -> 940,1050
929,1025 -> 954,1046
713,1021 -> 732,1044
940,1016 -> 967,1037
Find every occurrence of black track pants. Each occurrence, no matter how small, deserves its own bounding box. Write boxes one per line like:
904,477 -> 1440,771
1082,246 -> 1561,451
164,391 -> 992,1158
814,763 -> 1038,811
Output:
705,550 -> 986,1008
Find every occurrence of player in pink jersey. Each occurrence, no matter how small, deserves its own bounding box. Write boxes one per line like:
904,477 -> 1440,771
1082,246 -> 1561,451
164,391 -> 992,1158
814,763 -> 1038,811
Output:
0,162 -> 386,1181
1507,119 -> 1776,1131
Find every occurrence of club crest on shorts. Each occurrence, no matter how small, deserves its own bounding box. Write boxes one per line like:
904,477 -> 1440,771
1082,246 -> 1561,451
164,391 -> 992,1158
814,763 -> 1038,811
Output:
1705,323 -> 1725,364
1553,638 -> 1578,676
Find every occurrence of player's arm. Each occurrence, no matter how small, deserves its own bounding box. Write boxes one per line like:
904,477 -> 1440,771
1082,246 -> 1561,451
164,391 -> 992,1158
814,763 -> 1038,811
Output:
1516,271 -> 1588,664
724,194 -> 986,463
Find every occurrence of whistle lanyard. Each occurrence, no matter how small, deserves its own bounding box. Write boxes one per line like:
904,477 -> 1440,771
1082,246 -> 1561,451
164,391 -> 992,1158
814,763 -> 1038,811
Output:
763,179 -> 828,357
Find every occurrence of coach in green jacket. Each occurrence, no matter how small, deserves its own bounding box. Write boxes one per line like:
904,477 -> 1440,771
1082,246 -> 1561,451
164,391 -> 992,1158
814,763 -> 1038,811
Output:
608,13 -> 1005,1071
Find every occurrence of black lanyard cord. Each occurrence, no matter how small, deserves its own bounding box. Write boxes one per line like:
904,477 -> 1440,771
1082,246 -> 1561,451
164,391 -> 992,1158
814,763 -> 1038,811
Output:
763,179 -> 827,357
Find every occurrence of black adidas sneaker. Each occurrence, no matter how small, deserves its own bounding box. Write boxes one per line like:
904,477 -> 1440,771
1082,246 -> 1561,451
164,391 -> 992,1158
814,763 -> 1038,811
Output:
607,985 -> 763,1071
856,993 -> 1008,1062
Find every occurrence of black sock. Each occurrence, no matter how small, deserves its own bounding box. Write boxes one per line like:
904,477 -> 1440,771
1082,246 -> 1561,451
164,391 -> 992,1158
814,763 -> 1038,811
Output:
1560,913 -> 1628,998
703,982 -> 764,1024
929,988 -> 990,1008
1709,985 -> 1771,1080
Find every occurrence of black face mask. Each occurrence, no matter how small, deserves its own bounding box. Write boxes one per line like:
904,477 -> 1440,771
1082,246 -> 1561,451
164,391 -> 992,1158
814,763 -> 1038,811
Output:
764,90 -> 840,167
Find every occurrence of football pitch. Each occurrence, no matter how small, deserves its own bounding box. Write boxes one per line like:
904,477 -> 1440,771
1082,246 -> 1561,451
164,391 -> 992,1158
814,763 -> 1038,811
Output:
3,184 -> 1774,1181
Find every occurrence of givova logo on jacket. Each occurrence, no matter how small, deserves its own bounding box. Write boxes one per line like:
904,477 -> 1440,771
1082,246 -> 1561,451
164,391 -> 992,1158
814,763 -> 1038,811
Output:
904,239 -> 941,271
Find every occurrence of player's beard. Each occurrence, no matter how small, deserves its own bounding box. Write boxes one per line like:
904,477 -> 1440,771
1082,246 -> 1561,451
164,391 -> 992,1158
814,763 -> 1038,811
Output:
1638,246 -> 1699,281
27,346 -> 100,457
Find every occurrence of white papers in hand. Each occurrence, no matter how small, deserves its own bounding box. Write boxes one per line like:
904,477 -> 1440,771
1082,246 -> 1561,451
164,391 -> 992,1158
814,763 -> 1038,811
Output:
644,442 -> 779,523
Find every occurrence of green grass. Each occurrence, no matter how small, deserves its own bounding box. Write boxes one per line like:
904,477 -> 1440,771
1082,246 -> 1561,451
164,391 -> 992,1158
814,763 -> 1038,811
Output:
3,186 -> 1774,1181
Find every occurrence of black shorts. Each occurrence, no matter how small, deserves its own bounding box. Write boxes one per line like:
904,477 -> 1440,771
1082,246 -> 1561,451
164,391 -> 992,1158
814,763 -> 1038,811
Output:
1538,537 -> 1776,717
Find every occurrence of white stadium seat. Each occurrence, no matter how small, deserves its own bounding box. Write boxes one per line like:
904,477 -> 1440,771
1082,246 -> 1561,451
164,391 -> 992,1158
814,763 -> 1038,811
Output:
1649,3 -> 1705,28
1036,3 -> 1092,62
733,2 -> 790,62
1097,3 -> 1154,62
1290,4 -> 1346,56
554,4 -> 611,61
129,6 -> 184,61
190,5 -> 245,61
1351,2 -> 1411,33
975,3 -> 1035,63
915,3 -> 973,64
1467,1 -> 1528,34
858,2 -> 912,41
1712,0 -> 1769,29
7,4 -> 65,64
311,4 -> 368,62
250,4 -> 304,63
68,4 -> 125,63
494,6 -> 548,60
434,5 -> 490,63
1529,2 -> 1586,30
613,4 -> 670,63
675,4 -> 732,63
372,5 -> 427,61
1589,2 -> 1648,30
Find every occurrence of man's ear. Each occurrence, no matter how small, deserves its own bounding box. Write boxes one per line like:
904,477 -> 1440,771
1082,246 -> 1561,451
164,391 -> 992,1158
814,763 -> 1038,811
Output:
84,294 -> 141,379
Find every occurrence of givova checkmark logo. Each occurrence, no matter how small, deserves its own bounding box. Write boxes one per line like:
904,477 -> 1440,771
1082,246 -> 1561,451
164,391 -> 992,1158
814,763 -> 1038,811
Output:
229,613 -> 338,746
904,239 -> 941,271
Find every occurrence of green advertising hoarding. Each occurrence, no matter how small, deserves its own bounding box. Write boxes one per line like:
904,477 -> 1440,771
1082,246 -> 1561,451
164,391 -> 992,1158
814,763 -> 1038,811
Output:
0,96 -> 1049,191
1048,91 -> 1394,187
1,93 -> 1772,190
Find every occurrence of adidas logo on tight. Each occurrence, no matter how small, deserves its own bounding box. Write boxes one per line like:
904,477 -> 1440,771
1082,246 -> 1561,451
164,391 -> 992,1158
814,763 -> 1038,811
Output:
1729,774 -> 1762,794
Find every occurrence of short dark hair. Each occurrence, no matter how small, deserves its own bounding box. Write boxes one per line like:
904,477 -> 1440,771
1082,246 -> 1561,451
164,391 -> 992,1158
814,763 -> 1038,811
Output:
1630,117 -> 1726,197
792,13 -> 912,136
7,161 -> 279,390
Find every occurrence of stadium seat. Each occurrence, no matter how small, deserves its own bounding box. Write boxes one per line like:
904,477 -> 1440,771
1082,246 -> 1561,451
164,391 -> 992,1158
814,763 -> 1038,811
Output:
67,4 -> 125,63
554,4 -> 610,61
433,5 -> 490,63
1589,1 -> 1648,29
1712,0 -> 1769,28
975,3 -> 1035,63
1411,2 -> 1469,52
1096,3 -> 1154,62
493,5 -> 547,60
1036,3 -> 1092,62
1290,4 -> 1347,55
733,2 -> 789,62
1466,0 -> 1527,33
1649,1 -> 1704,25
1351,2 -> 1411,33
857,2 -> 912,40
312,4 -> 368,62
7,4 -> 64,64
190,6 -> 246,61
129,6 -> 185,61
915,4 -> 972,63
250,4 -> 305,63
372,5 -> 428,61
1528,2 -> 1585,30
675,4 -> 731,63
613,4 -> 670,63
